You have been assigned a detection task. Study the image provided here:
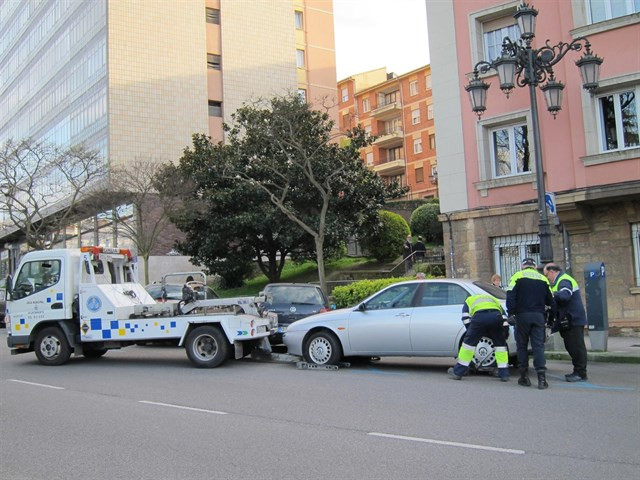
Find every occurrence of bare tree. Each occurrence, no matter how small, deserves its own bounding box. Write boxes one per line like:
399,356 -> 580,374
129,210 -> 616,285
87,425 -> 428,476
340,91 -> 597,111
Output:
89,158 -> 188,284
0,138 -> 105,250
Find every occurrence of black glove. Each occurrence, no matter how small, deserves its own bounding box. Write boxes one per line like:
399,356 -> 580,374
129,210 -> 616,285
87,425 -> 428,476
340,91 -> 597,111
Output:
503,326 -> 510,340
507,315 -> 516,326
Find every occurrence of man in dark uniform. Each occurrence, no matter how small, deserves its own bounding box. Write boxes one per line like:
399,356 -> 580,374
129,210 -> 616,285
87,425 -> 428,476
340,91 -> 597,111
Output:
507,258 -> 555,389
448,293 -> 510,382
543,263 -> 588,382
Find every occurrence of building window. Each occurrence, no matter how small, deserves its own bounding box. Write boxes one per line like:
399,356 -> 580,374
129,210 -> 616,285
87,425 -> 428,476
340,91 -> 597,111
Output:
587,0 -> 640,23
295,10 -> 303,29
297,89 -> 307,102
597,88 -> 639,152
491,124 -> 530,177
364,125 -> 372,138
296,49 -> 305,68
384,118 -> 401,135
341,87 -> 348,102
366,152 -> 374,166
387,146 -> 403,161
206,8 -> 220,24
429,133 -> 436,150
427,104 -> 434,120
492,234 -> 540,285
415,167 -> 424,183
633,223 -> 640,286
413,137 -> 423,154
431,165 -> 437,176
207,54 -> 221,70
411,108 -> 420,125
410,80 -> 418,96
362,98 -> 370,112
379,91 -> 398,107
484,24 -> 520,61
208,101 -> 222,117
426,75 -> 432,89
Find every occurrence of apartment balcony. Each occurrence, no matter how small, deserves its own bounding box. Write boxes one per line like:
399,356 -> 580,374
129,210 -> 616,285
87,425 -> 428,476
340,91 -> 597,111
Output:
370,101 -> 402,120
373,129 -> 404,148
372,158 -> 406,176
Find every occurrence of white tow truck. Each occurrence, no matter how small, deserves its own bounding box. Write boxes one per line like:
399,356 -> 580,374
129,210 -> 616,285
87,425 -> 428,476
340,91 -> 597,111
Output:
4,246 -> 276,368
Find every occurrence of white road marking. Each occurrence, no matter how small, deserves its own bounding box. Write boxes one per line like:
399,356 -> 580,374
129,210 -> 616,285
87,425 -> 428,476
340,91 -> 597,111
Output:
139,400 -> 227,415
8,379 -> 65,390
368,432 -> 525,455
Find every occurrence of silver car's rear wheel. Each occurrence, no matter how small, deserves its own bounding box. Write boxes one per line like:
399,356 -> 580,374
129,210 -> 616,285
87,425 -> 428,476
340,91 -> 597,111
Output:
472,336 -> 496,369
304,331 -> 342,365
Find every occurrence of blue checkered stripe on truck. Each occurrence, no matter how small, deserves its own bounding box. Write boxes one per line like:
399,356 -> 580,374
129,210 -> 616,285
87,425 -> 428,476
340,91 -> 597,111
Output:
88,318 -> 178,339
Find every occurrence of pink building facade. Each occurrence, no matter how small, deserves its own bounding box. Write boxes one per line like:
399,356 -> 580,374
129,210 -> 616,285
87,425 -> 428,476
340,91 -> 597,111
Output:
426,1 -> 640,329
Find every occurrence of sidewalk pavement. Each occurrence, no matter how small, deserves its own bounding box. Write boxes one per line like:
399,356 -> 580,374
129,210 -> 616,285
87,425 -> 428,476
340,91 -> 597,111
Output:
545,333 -> 640,364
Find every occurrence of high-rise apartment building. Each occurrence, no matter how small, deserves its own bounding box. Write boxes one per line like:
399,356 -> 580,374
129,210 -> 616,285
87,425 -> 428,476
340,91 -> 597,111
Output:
0,0 -> 337,276
338,65 -> 438,200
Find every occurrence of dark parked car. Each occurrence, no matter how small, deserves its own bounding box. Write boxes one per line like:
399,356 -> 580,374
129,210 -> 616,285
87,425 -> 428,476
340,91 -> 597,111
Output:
145,281 -> 219,303
261,283 -> 332,344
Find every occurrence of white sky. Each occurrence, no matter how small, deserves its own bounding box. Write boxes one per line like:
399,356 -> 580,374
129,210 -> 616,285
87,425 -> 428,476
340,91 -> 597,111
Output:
333,0 -> 430,80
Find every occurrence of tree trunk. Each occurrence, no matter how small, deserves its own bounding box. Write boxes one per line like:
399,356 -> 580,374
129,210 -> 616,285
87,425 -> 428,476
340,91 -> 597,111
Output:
143,253 -> 150,285
314,235 -> 327,295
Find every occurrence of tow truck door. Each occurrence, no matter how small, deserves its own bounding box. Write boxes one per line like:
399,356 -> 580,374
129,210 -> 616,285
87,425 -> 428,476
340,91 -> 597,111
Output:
8,255 -> 67,330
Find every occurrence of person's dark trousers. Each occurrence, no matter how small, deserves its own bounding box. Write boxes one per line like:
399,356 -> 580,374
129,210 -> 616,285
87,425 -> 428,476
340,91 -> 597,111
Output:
515,312 -> 546,372
560,325 -> 588,378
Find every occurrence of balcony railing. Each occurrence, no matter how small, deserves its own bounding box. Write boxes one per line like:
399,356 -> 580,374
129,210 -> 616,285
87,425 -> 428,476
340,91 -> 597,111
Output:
372,158 -> 406,176
370,100 -> 402,120
373,129 -> 404,147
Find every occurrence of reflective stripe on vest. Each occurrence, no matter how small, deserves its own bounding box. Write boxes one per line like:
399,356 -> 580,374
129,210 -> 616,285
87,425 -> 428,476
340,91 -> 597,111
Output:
464,294 -> 502,317
550,272 -> 579,294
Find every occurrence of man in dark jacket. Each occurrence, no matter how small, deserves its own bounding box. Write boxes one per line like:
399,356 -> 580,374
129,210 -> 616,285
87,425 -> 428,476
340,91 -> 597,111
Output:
507,258 -> 555,389
543,263 -> 588,382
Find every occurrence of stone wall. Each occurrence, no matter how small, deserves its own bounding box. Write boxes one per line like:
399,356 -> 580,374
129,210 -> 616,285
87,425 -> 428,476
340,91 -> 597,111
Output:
442,201 -> 639,329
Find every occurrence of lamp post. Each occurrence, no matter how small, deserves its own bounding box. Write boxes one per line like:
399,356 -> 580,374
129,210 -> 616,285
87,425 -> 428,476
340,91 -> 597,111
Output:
465,2 -> 603,265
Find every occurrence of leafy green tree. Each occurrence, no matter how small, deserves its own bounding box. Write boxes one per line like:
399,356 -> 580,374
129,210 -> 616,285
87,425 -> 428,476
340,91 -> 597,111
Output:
410,201 -> 443,244
360,210 -> 410,262
161,94 -> 405,291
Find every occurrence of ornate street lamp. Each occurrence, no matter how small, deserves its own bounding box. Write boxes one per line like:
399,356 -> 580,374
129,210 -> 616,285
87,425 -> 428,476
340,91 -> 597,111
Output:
465,2 -> 603,265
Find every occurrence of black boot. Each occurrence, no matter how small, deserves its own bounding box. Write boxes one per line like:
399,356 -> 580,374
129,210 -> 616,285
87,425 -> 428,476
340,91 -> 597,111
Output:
518,369 -> 531,387
537,371 -> 548,390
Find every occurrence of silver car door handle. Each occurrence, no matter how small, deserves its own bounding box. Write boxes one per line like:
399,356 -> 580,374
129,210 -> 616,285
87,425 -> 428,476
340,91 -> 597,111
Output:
395,313 -> 411,317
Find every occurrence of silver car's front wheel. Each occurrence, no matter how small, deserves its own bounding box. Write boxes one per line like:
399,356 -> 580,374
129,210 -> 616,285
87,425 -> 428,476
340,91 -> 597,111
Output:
304,331 -> 342,365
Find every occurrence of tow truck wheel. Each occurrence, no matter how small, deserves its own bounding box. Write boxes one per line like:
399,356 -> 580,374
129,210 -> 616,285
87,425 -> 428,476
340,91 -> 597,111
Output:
34,327 -> 71,366
185,326 -> 229,368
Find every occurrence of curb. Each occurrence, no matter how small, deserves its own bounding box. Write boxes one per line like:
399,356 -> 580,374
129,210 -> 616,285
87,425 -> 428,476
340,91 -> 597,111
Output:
545,351 -> 640,364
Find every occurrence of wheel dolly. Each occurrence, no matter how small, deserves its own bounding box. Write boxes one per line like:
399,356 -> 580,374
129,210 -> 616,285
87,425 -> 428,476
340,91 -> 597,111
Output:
295,361 -> 351,371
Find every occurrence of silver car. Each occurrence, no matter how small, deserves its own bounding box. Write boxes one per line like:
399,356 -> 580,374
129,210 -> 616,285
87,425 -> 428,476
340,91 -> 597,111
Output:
283,279 -> 517,368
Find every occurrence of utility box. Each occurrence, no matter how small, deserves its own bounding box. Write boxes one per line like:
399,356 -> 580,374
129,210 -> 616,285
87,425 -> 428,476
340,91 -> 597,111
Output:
584,262 -> 608,351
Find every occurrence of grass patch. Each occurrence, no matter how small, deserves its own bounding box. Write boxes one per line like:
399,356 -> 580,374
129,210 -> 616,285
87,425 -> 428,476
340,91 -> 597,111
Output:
218,256 -> 376,297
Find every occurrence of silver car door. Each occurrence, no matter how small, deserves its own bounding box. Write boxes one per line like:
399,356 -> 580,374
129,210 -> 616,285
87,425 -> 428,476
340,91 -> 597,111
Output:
347,283 -> 419,354
410,282 -> 470,355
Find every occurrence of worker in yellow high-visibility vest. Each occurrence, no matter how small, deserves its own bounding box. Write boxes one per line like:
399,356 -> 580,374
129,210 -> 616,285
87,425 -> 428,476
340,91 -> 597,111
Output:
448,293 -> 510,382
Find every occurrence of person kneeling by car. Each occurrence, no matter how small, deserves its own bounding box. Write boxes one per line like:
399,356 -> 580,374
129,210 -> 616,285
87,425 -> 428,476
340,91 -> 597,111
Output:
448,294 -> 510,382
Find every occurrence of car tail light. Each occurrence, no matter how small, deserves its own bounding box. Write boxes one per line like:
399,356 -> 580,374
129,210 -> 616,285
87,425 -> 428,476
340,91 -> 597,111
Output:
319,307 -> 329,313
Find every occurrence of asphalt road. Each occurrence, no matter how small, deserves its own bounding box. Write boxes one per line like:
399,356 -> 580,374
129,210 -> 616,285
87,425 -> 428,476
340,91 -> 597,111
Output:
1,337 -> 638,480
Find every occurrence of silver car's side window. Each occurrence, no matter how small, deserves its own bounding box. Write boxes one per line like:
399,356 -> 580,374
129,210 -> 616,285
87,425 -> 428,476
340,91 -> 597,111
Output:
419,283 -> 469,306
366,284 -> 419,310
